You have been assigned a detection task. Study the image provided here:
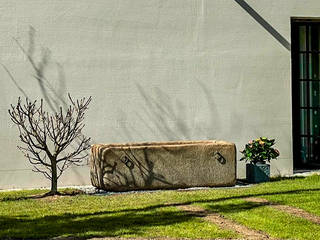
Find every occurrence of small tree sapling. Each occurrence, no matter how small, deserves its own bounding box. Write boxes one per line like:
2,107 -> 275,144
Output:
8,94 -> 92,195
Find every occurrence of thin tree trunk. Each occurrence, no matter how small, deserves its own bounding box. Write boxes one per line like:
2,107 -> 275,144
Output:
50,159 -> 58,195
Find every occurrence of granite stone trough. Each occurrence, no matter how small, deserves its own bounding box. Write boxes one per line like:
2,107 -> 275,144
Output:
90,140 -> 236,191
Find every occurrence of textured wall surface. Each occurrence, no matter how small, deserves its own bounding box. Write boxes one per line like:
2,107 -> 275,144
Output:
0,0 -> 319,189
90,140 -> 236,191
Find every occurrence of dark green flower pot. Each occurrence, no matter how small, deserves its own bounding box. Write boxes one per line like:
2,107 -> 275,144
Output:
246,163 -> 270,183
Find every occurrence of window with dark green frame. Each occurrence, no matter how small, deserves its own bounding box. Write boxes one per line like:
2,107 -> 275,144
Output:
292,19 -> 320,169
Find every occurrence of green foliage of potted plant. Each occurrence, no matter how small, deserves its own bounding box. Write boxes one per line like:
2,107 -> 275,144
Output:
240,137 -> 280,183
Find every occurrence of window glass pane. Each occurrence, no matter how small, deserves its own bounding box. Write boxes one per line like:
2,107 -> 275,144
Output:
313,136 -> 320,163
308,25 -> 312,51
299,25 -> 306,51
310,109 -> 320,136
310,25 -> 320,51
300,137 -> 308,164
309,81 -> 320,107
310,137 -> 314,160
299,53 -> 307,79
300,109 -> 308,135
300,81 -> 307,107
309,53 -> 320,80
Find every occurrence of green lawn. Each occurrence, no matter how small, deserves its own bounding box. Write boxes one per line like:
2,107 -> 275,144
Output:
1,175 -> 320,239
198,199 -> 320,240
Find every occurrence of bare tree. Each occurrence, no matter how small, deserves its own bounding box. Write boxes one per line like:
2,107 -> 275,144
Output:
8,94 -> 92,195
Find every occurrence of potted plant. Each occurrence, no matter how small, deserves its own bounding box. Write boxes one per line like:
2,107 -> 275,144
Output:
240,137 -> 280,183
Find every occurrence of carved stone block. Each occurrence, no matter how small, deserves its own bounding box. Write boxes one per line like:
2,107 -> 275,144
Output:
90,140 -> 236,191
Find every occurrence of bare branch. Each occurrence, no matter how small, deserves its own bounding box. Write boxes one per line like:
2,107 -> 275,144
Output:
9,94 -> 91,193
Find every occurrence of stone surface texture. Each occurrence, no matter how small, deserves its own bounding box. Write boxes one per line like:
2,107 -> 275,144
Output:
90,140 -> 236,191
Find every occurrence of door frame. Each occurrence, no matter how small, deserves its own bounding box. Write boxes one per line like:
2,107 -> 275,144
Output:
291,17 -> 320,169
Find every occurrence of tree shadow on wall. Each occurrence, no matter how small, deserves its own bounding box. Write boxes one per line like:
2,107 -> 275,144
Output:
3,26 -> 67,112
135,83 -> 191,140
2,26 -> 90,182
91,144 -> 173,191
135,82 -> 221,141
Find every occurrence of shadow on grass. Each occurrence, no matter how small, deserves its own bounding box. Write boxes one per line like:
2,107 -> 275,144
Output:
105,187 -> 320,216
204,201 -> 267,214
2,188 -> 310,239
0,189 -> 85,202
2,186 -> 320,207
269,176 -> 306,182
0,207 -> 193,239
237,176 -> 306,185
1,186 -> 320,238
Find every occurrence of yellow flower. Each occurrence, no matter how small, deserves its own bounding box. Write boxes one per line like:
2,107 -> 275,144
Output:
259,140 -> 265,145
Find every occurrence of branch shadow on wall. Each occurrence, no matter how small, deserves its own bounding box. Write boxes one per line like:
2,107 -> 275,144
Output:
7,26 -> 68,111
135,82 -> 220,141
135,83 -> 191,140
2,26 -> 89,184
91,145 -> 173,191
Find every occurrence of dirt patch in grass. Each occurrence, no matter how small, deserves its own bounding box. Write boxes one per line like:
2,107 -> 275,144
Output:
245,197 -> 320,225
177,205 -> 274,240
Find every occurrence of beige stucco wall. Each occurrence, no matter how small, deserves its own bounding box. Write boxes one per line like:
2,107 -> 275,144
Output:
0,0 -> 319,189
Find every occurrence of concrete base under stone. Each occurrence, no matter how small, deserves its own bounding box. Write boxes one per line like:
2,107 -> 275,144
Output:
90,140 -> 236,191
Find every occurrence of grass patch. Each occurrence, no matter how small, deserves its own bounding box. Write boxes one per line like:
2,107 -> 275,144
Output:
198,199 -> 320,240
0,191 -> 236,239
1,175 -> 320,239
0,204 -> 235,239
260,177 -> 320,216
